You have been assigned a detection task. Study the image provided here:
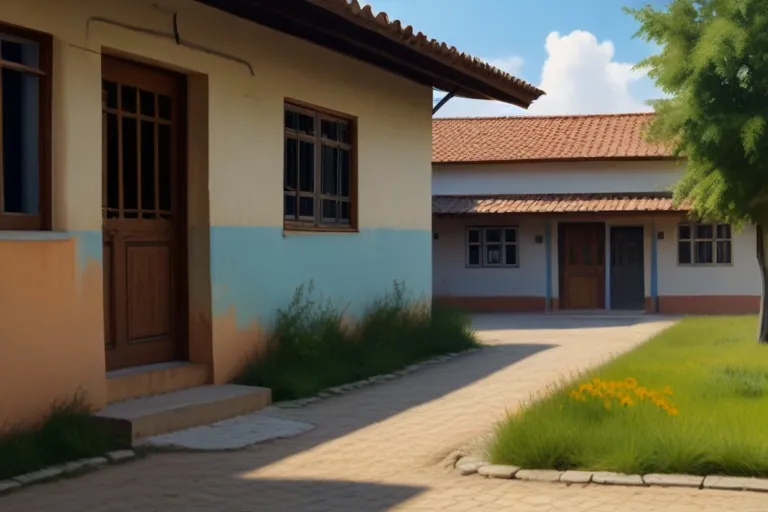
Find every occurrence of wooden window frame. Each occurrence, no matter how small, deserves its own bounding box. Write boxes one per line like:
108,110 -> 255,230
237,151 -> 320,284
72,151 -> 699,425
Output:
466,226 -> 519,268
283,98 -> 358,233
0,22 -> 52,231
677,222 -> 733,266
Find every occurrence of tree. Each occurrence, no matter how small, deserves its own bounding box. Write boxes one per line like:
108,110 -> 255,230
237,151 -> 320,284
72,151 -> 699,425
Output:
627,0 -> 768,342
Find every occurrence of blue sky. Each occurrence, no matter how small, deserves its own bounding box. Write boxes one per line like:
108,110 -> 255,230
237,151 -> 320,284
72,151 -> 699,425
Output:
363,0 -> 667,117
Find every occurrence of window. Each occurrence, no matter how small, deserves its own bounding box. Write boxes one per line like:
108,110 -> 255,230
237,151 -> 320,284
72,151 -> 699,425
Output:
677,222 -> 732,265
467,227 -> 518,267
283,101 -> 355,230
0,24 -> 51,231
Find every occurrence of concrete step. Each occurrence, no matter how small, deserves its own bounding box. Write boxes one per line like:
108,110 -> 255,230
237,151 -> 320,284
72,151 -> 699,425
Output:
96,384 -> 271,440
106,362 -> 210,404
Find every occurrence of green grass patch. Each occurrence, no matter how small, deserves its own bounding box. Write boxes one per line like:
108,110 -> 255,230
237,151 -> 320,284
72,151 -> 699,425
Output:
489,316 -> 768,477
234,281 -> 478,401
0,395 -> 130,480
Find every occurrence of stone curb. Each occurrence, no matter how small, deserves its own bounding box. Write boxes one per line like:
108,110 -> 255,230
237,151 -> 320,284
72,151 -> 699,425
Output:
454,458 -> 768,494
0,450 -> 137,497
274,347 -> 483,409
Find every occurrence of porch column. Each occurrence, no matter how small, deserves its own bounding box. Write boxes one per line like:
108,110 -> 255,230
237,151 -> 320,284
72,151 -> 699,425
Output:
650,219 -> 659,313
545,221 -> 552,311
604,223 -> 611,310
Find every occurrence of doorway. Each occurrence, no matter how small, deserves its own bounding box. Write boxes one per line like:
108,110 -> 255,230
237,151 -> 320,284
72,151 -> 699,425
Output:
558,222 -> 605,309
102,56 -> 187,371
610,226 -> 645,310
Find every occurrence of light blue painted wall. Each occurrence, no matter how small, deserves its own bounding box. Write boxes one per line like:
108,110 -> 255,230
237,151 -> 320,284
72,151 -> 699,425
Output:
211,226 -> 433,329
72,230 -> 103,274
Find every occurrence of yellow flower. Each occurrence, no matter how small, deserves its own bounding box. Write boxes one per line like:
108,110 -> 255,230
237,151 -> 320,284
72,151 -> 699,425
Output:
667,407 -> 680,416
663,385 -> 674,396
620,396 -> 634,407
624,377 -> 638,388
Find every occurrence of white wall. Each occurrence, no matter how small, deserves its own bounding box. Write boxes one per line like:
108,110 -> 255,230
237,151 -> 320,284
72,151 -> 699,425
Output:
433,214 -> 760,303
432,160 -> 685,196
656,218 -> 761,296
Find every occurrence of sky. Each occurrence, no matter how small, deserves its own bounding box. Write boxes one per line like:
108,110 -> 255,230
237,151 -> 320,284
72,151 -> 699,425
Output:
362,0 -> 667,118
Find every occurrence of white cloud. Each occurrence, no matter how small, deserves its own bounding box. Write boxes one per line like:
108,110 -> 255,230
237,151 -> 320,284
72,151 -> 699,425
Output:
434,30 -> 657,118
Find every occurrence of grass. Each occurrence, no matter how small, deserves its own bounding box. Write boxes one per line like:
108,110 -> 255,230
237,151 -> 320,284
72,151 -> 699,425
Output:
234,281 -> 478,401
0,395 -> 129,480
489,316 -> 768,477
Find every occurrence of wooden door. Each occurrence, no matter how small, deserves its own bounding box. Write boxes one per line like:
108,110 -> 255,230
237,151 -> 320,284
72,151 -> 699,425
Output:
610,226 -> 645,310
559,223 -> 605,309
102,56 -> 186,371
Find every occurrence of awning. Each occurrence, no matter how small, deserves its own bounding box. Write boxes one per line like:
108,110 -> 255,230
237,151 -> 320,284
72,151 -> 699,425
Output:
433,194 -> 688,215
193,0 -> 544,108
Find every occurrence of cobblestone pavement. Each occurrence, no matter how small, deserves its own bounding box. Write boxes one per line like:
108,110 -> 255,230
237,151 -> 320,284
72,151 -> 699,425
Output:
6,314 -> 768,511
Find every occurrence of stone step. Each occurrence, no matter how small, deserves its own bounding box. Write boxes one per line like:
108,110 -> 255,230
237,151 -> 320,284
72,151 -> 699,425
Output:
96,384 -> 271,440
106,362 -> 210,404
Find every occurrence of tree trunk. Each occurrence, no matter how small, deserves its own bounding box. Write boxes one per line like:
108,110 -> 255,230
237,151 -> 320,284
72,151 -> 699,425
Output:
757,223 -> 768,343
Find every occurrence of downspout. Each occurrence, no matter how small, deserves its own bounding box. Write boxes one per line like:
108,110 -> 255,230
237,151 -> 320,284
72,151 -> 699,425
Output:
432,88 -> 459,116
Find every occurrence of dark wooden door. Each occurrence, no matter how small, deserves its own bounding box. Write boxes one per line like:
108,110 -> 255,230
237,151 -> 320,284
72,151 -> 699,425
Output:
102,56 -> 186,371
559,223 -> 605,309
610,226 -> 645,310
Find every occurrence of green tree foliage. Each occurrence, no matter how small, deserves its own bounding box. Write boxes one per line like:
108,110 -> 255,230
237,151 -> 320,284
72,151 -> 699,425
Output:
627,0 -> 768,341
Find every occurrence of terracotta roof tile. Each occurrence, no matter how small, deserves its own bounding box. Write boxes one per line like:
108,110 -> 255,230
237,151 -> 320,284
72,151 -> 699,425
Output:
432,113 -> 675,163
433,194 -> 688,215
310,0 -> 544,101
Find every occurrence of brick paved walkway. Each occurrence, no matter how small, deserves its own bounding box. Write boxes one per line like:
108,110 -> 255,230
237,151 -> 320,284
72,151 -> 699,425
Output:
5,314 -> 767,511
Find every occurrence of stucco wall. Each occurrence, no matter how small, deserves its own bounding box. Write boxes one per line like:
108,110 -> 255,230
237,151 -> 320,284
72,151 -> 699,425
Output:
0,0 -> 432,424
432,160 -> 685,196
433,214 -> 759,312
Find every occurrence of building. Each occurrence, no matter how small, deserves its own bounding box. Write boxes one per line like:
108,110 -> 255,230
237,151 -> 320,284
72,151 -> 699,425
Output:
432,114 -> 761,315
0,0 -> 543,427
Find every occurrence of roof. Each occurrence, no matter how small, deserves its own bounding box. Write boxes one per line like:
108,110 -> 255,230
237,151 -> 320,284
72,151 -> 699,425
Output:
195,0 -> 544,108
432,113 -> 676,164
433,193 -> 688,215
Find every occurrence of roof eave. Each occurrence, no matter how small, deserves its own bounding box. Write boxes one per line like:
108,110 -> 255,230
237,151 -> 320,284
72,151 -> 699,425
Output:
193,0 -> 543,108
432,155 -> 682,166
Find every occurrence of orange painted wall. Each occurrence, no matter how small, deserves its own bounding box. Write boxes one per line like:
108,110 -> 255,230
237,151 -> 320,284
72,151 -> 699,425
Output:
0,238 -> 106,428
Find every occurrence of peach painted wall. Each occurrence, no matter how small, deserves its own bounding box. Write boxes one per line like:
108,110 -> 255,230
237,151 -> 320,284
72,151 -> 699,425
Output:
0,237 -> 105,428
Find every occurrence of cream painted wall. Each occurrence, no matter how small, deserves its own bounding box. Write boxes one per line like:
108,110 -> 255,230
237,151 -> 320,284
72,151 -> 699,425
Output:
432,160 -> 685,196
1,0 -> 432,232
655,218 -> 761,296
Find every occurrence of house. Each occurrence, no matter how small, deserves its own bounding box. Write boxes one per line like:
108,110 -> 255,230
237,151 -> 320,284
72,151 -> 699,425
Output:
0,0 -> 544,428
432,113 -> 761,315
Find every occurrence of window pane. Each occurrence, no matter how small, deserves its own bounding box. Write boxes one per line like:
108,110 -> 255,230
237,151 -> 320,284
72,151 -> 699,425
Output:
321,119 -> 338,141
321,199 -> 337,222
717,224 -> 731,239
485,228 -> 502,243
695,241 -> 713,264
284,109 -> 298,130
298,113 -> 314,135
140,120 -> 156,213
158,124 -> 171,212
505,245 -> 517,265
338,122 -> 350,143
106,113 -> 119,210
284,193 -> 296,219
298,141 -> 314,192
339,200 -> 350,224
717,240 -> 732,264
158,94 -> 172,120
504,229 -> 517,243
2,68 -> 40,214
696,224 -> 713,239
121,85 -> 137,114
467,229 -> 480,244
486,244 -> 501,265
339,148 -> 351,197
103,80 -> 118,109
321,145 -> 338,195
122,117 -> 138,212
284,138 -> 298,190
0,34 -> 39,67
299,196 -> 314,218
139,90 -> 155,117
678,241 -> 691,264
678,224 -> 691,240
468,245 -> 480,266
